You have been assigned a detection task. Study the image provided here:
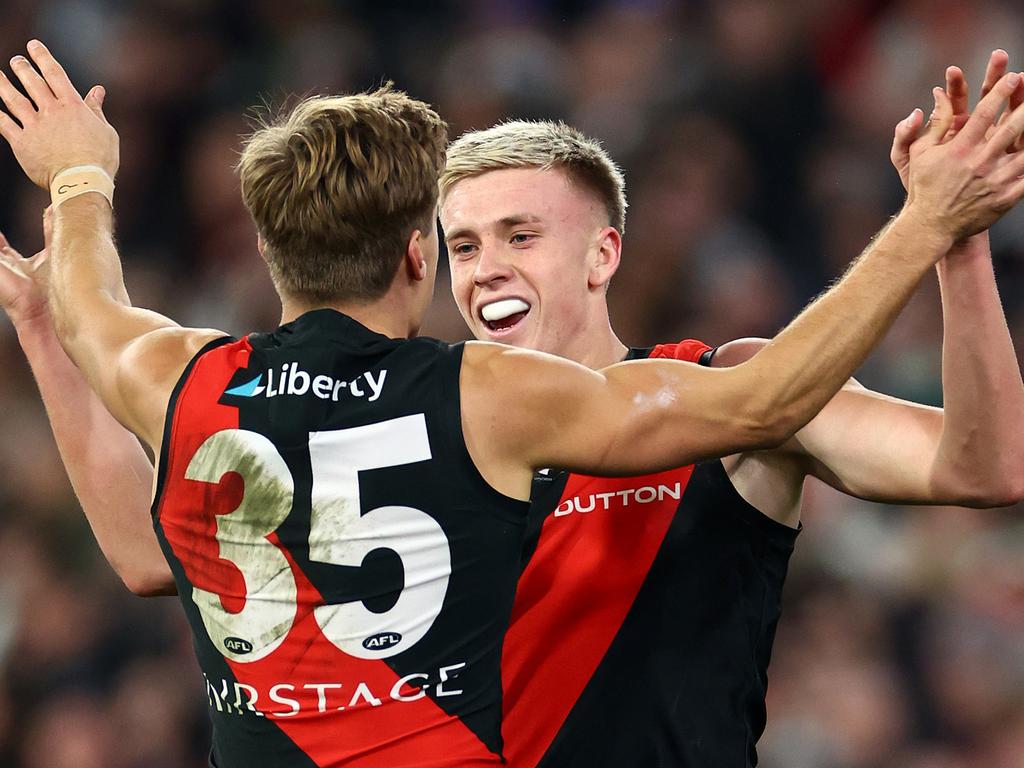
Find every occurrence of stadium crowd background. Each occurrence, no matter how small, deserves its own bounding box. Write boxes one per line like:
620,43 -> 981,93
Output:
0,1 -> 1022,766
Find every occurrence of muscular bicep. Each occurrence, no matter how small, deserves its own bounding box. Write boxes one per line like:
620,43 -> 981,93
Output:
790,387 -> 945,503
460,343 -> 778,497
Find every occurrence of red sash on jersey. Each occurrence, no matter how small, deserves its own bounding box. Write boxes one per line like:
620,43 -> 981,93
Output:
156,338 -> 498,767
500,339 -> 711,768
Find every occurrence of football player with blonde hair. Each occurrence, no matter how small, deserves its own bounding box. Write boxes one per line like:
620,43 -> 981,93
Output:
437,52 -> 1024,767
2,41 -> 1024,768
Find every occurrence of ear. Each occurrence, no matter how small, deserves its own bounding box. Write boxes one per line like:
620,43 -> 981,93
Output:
256,234 -> 267,259
404,229 -> 428,282
588,227 -> 622,290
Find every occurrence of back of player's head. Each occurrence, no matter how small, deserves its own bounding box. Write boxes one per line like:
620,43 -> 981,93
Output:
238,85 -> 448,303
441,120 -> 627,234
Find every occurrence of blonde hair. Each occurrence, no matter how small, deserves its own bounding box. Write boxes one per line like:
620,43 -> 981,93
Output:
440,120 -> 627,233
238,85 -> 448,303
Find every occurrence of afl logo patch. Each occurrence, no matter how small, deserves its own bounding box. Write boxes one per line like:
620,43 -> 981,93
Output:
363,631 -> 402,651
224,637 -> 254,655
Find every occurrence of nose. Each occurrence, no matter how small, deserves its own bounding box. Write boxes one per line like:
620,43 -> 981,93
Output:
473,241 -> 514,288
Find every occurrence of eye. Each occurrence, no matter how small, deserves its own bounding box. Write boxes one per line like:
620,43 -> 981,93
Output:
510,233 -> 536,246
451,242 -> 478,259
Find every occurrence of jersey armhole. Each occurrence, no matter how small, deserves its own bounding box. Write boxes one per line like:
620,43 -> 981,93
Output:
645,339 -> 714,364
437,342 -> 531,520
150,335 -> 237,519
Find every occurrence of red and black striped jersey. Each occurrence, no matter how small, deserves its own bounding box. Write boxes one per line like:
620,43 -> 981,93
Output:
502,340 -> 800,768
152,310 -> 528,767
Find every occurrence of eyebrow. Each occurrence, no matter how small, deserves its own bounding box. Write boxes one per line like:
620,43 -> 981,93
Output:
444,214 -> 544,243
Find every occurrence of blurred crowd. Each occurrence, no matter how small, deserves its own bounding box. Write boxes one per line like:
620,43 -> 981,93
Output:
0,1 -> 1022,766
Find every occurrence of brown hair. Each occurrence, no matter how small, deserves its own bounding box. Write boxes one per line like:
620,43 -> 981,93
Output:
440,120 -> 627,233
238,84 -> 448,303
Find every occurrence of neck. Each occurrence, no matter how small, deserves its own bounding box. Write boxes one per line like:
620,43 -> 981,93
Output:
281,291 -> 420,339
559,312 -> 629,370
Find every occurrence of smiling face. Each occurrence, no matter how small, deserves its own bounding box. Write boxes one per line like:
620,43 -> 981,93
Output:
441,166 -> 622,361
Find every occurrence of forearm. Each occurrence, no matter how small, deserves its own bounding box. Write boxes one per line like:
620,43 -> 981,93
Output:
46,192 -> 183,447
737,209 -> 950,441
933,235 -> 1024,504
48,195 -> 130,371
15,312 -> 174,594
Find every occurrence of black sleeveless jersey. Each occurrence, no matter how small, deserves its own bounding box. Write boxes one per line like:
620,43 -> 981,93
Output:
151,310 -> 528,767
501,340 -> 800,768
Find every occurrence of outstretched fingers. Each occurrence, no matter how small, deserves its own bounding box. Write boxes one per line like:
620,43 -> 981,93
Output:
25,40 -> 80,102
916,88 -> 955,149
980,49 -> 1010,99
958,71 -> 1021,145
1003,151 -> 1024,202
1011,75 -> 1024,117
0,231 -> 25,272
891,108 -> 922,181
0,229 -> 27,261
0,69 -> 34,124
1007,74 -> 1024,152
0,108 -> 20,144
83,85 -> 108,123
947,67 -> 969,116
893,108 -> 924,147
985,83 -> 1024,157
945,67 -> 970,137
976,52 -> 1022,148
9,54 -> 55,110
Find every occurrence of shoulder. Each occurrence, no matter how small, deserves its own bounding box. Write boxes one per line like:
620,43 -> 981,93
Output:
118,326 -> 231,448
121,326 -> 233,380
461,341 -> 602,398
459,342 -> 612,451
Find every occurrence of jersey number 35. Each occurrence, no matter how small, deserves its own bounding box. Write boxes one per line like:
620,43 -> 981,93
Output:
181,414 -> 452,663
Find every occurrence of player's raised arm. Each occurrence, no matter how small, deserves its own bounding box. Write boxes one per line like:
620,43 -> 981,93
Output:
462,72 -> 1024,496
0,216 -> 174,595
461,205 -> 944,490
748,54 -> 1024,509
0,41 -> 225,449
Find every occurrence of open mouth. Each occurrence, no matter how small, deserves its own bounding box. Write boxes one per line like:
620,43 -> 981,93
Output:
479,298 -> 531,335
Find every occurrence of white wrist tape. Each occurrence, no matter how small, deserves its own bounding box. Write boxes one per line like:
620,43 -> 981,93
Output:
49,165 -> 114,208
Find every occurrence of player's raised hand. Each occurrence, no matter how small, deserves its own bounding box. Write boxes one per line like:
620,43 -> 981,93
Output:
977,52 -> 1024,147
0,40 -> 117,189
0,208 -> 52,327
904,71 -> 1024,243
891,49 -> 1012,191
